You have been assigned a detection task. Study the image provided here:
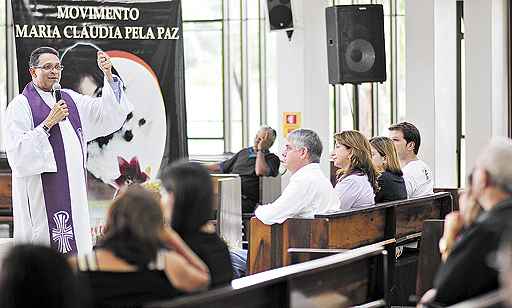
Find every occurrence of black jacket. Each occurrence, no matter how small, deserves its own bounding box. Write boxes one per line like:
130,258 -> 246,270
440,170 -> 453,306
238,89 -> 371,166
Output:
374,170 -> 407,203
433,198 -> 512,305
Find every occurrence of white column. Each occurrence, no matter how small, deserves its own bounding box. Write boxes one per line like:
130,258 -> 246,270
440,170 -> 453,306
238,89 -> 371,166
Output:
465,0 -> 509,174
270,0 -> 332,176
406,0 -> 457,187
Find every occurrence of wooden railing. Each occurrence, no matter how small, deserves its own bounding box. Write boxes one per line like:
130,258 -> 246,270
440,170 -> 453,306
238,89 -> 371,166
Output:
146,244 -> 389,308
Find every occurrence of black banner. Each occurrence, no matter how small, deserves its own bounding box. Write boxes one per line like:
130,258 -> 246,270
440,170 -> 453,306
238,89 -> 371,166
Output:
11,0 -> 188,203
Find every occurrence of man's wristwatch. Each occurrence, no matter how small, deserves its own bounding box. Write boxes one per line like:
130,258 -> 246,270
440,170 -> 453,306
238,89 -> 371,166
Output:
42,124 -> 51,134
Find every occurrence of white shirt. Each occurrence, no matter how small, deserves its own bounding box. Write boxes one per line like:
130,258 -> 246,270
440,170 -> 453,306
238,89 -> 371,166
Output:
335,174 -> 375,211
402,159 -> 434,198
255,163 -> 340,225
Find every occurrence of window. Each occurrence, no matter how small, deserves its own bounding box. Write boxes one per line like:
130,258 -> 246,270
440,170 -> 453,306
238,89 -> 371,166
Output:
330,0 -> 406,140
183,0 -> 268,155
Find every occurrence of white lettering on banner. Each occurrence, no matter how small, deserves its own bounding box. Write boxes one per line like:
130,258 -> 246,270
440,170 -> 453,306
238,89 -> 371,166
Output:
57,6 -> 140,21
124,27 -> 156,40
63,25 -> 123,39
14,24 -> 179,40
157,27 -> 180,40
15,24 -> 61,38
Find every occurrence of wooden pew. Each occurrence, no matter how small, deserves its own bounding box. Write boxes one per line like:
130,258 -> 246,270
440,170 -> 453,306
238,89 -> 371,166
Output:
0,173 -> 13,237
447,289 -> 505,308
434,188 -> 462,211
145,244 -> 389,308
241,175 -> 282,248
415,219 -> 444,299
248,192 -> 453,274
211,174 -> 242,249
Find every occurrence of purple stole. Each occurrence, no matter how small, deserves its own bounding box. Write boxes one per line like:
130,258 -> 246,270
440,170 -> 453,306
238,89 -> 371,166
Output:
22,82 -> 84,255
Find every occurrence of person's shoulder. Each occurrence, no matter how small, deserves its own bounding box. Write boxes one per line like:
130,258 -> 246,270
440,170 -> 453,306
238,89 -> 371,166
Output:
382,170 -> 404,182
235,148 -> 249,156
404,159 -> 431,177
6,94 -> 30,114
184,232 -> 230,254
482,203 -> 512,229
411,159 -> 432,171
335,174 -> 359,189
8,94 -> 29,106
266,151 -> 280,158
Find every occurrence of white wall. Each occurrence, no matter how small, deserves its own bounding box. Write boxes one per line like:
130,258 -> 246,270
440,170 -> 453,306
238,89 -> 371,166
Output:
270,0 -> 332,177
269,0 -> 510,189
405,0 -> 458,188
465,0 -> 509,174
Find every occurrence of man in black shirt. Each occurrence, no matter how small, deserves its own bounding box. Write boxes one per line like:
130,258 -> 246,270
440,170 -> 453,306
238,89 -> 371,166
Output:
208,126 -> 280,213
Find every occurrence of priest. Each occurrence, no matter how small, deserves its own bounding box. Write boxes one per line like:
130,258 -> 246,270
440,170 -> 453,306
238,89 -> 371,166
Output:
4,46 -> 133,255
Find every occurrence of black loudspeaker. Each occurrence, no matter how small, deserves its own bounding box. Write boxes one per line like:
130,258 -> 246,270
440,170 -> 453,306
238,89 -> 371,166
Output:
267,0 -> 293,30
326,5 -> 386,84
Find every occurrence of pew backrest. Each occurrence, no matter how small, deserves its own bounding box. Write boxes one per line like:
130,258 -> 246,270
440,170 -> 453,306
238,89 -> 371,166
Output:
211,175 -> 242,249
316,192 -> 453,243
0,173 -> 12,212
146,244 -> 388,308
249,192 -> 453,273
259,174 -> 282,204
416,219 -> 444,298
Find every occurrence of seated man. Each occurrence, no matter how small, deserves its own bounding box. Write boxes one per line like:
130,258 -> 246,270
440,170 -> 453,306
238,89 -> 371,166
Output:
208,126 -> 280,213
255,128 -> 340,225
421,137 -> 512,306
230,129 -> 339,277
388,122 -> 433,198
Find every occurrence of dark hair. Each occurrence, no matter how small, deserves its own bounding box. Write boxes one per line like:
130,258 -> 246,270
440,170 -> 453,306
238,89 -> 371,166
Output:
161,160 -> 213,235
388,122 -> 421,155
0,244 -> 88,308
29,46 -> 59,67
60,43 -> 123,96
98,185 -> 163,268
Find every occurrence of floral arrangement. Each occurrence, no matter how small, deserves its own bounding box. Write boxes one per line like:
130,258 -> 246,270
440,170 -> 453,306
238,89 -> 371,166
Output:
91,155 -> 162,244
114,156 -> 149,187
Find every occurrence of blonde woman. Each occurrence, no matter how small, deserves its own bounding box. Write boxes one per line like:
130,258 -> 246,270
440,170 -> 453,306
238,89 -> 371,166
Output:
369,137 -> 407,203
332,130 -> 378,211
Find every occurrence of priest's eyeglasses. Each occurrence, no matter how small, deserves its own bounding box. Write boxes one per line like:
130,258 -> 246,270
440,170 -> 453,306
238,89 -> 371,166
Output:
33,64 -> 64,71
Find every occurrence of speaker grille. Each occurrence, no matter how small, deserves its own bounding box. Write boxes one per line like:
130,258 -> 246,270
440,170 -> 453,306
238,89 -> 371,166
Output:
325,5 -> 386,84
268,0 -> 293,30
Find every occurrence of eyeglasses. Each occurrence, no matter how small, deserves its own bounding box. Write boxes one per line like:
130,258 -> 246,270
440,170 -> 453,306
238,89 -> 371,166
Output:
32,64 -> 64,71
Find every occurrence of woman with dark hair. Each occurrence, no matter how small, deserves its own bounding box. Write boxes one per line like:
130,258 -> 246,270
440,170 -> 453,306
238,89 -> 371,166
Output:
369,137 -> 407,203
70,185 -> 209,307
161,160 -> 234,287
0,244 -> 88,308
332,130 -> 378,211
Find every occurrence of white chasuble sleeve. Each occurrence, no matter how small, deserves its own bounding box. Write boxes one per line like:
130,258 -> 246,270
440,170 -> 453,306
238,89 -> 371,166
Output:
67,75 -> 134,143
4,95 -> 56,177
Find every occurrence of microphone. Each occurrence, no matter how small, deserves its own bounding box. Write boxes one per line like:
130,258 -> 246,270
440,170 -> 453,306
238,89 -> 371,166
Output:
52,82 -> 62,102
52,83 -> 66,121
